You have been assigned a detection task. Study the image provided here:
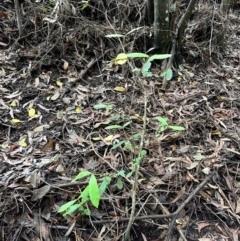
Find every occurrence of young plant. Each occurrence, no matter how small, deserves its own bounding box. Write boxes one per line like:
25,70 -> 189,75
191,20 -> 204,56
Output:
58,170 -> 128,216
58,171 -> 102,216
156,116 -> 185,137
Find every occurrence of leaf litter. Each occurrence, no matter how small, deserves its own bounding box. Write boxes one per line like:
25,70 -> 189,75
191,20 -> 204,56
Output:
0,1 -> 240,241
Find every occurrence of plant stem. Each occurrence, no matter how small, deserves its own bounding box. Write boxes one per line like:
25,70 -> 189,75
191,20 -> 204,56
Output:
123,80 -> 147,241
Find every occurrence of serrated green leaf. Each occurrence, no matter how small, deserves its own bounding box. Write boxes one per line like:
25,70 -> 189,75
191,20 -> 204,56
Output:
89,174 -> 100,208
117,178 -> 123,189
126,53 -> 149,58
58,200 -> 77,213
72,171 -> 91,182
99,176 -> 111,195
105,125 -> 122,130
168,125 -> 185,131
149,54 -> 171,61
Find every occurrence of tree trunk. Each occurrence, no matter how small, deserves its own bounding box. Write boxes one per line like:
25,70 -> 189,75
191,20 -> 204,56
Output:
147,0 -> 154,24
154,0 -> 170,54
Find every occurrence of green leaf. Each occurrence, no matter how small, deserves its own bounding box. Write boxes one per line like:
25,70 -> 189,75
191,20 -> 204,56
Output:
93,104 -> 107,109
142,71 -> 152,77
89,174 -> 100,208
126,53 -> 149,58
156,116 -> 168,126
117,170 -> 126,177
105,34 -> 125,38
111,140 -> 126,150
106,105 -> 113,110
110,114 -> 121,121
126,171 -> 133,178
122,121 -> 132,128
58,200 -> 77,213
142,60 -> 151,73
141,150 -> 147,157
64,203 -> 82,215
72,171 -> 91,182
165,68 -> 173,81
117,178 -> 123,189
99,176 -> 111,195
132,67 -> 141,73
149,54 -> 171,61
130,132 -> 143,139
124,140 -> 133,151
105,125 -> 122,130
80,186 -> 90,203
84,209 -> 91,215
168,125 -> 185,131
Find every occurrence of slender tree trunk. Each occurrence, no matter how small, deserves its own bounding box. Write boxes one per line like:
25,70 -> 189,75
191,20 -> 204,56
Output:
147,0 -> 154,24
154,0 -> 170,54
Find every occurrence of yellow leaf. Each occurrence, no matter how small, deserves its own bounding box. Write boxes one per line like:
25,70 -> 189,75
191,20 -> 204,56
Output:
11,118 -> 22,125
212,130 -> 221,136
19,139 -> 27,147
114,86 -> 125,92
56,80 -> 63,87
92,136 -> 101,141
113,53 -> 128,65
104,135 -> 113,143
29,108 -> 36,117
75,106 -> 82,113
10,101 -> 17,107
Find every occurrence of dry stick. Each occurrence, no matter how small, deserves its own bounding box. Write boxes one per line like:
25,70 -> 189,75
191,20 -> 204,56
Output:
166,170 -> 217,241
91,171 -> 216,226
123,85 -> 148,241
14,0 -> 23,37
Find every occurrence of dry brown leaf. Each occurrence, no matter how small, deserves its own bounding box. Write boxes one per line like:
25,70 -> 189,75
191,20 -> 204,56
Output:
31,185 -> 51,201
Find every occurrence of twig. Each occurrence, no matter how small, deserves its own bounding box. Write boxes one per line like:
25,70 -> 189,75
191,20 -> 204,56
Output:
166,170 -> 216,240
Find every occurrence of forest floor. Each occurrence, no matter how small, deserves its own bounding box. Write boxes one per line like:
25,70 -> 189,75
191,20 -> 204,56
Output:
0,1 -> 240,241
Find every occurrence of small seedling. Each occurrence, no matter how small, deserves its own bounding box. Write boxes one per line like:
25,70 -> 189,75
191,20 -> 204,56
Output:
156,116 -> 185,137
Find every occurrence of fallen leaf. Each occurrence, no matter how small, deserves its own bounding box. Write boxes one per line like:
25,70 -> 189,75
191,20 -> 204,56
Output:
31,185 -> 51,201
